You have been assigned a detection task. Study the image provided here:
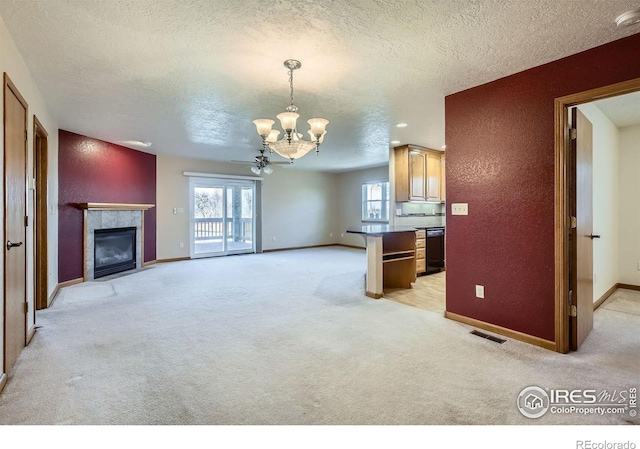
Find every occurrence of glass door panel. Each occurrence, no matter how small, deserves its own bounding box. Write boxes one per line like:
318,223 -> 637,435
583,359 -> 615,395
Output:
191,180 -> 255,257
226,186 -> 254,254
193,185 -> 225,255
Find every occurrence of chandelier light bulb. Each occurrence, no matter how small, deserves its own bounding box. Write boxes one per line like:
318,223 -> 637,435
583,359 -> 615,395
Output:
253,119 -> 275,137
263,166 -> 273,175
251,166 -> 261,175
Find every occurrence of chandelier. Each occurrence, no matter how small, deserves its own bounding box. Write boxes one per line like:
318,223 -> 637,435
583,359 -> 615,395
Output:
252,59 -> 329,162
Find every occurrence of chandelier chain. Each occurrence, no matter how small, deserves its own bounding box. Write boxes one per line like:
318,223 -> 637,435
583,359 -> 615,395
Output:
289,68 -> 295,109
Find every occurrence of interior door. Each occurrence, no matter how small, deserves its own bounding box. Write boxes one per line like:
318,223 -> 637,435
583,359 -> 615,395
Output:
570,107 -> 594,351
4,74 -> 28,373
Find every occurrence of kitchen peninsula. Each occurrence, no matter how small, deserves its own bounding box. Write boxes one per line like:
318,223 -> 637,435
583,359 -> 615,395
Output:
347,225 -> 417,298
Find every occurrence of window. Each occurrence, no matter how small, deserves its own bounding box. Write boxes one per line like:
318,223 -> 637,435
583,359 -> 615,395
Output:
362,181 -> 389,222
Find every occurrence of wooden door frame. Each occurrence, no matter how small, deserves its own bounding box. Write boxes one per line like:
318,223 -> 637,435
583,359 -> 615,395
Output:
33,115 -> 48,310
3,72 -> 29,373
554,76 -> 640,353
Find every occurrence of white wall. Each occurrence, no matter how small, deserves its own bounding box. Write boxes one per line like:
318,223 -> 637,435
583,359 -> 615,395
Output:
618,125 -> 640,286
156,155 -> 339,259
0,15 -> 59,375
336,165 -> 389,248
578,104 -> 619,301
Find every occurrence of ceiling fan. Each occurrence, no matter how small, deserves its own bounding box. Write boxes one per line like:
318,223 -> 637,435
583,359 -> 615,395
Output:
231,148 -> 291,175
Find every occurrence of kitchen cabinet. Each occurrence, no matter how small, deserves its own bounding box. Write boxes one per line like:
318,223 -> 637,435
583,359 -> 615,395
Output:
415,229 -> 426,275
346,226 -> 417,298
394,144 -> 445,202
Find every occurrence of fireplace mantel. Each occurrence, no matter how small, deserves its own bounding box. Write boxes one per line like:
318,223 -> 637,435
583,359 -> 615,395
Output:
79,203 -> 155,211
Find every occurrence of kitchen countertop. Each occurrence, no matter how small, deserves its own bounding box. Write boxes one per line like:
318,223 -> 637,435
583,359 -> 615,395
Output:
346,225 -> 418,236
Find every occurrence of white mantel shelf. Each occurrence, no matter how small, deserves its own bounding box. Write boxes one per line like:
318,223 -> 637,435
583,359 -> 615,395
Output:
78,203 -> 155,211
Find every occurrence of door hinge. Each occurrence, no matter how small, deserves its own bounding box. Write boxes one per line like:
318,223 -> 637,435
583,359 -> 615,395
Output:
569,128 -> 577,140
23,302 -> 28,314
25,130 -> 28,141
24,215 -> 28,227
570,305 -> 577,317
570,216 -> 577,229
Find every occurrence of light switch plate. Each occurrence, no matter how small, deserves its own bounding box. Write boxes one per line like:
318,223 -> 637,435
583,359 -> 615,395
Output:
452,203 -> 468,215
475,285 -> 485,299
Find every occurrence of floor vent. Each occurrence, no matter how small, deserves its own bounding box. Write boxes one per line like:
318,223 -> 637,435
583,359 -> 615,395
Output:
470,330 -> 506,344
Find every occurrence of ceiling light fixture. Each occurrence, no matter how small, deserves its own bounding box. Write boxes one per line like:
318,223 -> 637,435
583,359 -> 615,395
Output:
253,59 -> 329,162
616,8 -> 640,27
122,140 -> 152,148
396,123 -> 408,128
391,140 -> 401,145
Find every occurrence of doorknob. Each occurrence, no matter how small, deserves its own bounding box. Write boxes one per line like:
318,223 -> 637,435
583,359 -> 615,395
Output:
588,234 -> 601,239
6,241 -> 23,251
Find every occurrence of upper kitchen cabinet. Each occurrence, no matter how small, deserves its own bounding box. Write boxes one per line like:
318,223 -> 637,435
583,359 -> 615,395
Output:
394,144 -> 445,202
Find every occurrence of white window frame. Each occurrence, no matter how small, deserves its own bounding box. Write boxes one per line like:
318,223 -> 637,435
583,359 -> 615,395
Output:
361,180 -> 390,223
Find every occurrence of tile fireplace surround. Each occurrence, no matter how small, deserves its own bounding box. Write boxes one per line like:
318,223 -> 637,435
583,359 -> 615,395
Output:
79,203 -> 155,281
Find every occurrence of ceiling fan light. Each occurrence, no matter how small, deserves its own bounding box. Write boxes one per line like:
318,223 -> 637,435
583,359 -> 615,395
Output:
251,166 -> 261,175
307,118 -> 329,136
276,112 -> 299,132
253,119 -> 275,137
263,166 -> 273,175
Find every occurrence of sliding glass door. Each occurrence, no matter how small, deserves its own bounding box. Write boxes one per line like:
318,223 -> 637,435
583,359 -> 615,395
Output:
190,179 -> 255,257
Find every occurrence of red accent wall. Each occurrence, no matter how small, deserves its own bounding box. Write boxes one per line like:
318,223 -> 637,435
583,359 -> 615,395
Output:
58,130 -> 156,282
445,34 -> 640,342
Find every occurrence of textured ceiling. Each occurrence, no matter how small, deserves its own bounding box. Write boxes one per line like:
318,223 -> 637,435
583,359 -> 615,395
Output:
593,91 -> 640,128
1,0 -> 639,172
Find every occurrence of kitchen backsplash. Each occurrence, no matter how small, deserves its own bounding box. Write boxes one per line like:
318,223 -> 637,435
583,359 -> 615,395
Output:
394,202 -> 446,227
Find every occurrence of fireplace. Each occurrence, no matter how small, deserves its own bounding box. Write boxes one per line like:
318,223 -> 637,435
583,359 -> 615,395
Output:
94,227 -> 136,279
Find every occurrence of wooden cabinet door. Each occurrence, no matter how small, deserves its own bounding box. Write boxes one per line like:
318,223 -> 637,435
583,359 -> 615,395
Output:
426,151 -> 441,201
409,150 -> 426,201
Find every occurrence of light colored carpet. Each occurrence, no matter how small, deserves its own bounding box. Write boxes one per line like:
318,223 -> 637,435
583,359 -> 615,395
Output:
0,247 -> 638,425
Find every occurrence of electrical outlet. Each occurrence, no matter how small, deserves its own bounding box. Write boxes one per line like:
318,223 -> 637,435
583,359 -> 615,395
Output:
637,262 -> 640,271
341,233 -> 344,238
272,236 -> 276,241
179,242 -> 184,248
594,273 -> 597,284
475,285 -> 485,299
330,232 -> 333,238
452,203 -> 468,215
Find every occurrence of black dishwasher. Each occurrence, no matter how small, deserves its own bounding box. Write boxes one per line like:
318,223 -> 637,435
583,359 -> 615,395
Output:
426,227 -> 445,274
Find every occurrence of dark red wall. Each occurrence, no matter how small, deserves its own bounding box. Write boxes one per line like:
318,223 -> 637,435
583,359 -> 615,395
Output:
58,130 -> 156,282
445,33 -> 640,342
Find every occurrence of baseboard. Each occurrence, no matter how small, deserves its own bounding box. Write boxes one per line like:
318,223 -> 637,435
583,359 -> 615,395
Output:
263,244 -> 337,253
594,283 -> 619,310
366,291 -> 383,299
336,244 -> 365,250
445,311 -> 556,351
617,283 -> 640,292
156,257 -> 191,263
27,325 -> 36,344
0,373 -> 6,394
49,278 -> 83,307
143,259 -> 157,267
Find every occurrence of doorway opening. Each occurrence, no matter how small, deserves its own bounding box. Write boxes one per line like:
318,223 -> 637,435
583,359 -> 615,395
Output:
554,76 -> 640,353
33,116 -> 48,310
189,178 -> 257,258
